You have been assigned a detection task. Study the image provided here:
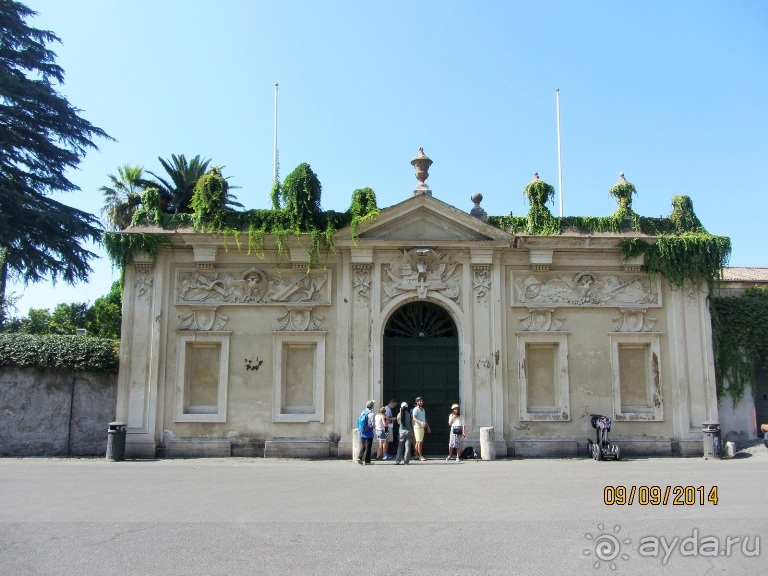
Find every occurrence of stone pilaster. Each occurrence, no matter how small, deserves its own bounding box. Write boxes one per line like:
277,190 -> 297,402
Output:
471,251 -> 494,430
351,250 -> 373,424
116,253 -> 160,458
667,283 -> 719,455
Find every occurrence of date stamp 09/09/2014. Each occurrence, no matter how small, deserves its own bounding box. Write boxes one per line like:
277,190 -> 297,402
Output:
604,485 -> 719,506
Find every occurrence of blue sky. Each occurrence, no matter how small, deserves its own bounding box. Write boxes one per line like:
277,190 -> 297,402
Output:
7,0 -> 768,316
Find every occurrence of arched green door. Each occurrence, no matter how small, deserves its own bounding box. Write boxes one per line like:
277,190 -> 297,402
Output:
383,301 -> 459,455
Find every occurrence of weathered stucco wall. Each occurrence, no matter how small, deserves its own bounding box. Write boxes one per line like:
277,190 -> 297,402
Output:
0,367 -> 117,456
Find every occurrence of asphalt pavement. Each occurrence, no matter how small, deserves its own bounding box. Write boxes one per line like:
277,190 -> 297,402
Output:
0,453 -> 765,575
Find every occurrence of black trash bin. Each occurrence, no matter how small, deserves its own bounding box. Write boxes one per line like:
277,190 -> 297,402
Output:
106,421 -> 126,461
702,420 -> 722,460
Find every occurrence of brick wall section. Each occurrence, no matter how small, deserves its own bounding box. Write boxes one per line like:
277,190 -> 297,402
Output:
0,367 -> 117,456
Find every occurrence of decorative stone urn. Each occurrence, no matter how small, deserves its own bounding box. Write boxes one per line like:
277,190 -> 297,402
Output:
470,192 -> 487,221
411,147 -> 433,196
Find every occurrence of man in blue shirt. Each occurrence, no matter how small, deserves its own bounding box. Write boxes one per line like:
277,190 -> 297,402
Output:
357,400 -> 375,465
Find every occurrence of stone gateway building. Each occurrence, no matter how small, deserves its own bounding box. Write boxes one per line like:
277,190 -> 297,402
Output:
116,153 -> 720,459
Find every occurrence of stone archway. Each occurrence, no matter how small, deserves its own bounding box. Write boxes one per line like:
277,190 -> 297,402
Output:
383,301 -> 459,455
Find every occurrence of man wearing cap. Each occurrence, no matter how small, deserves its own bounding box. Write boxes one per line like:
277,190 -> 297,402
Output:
357,400 -> 375,465
412,396 -> 431,461
395,401 -> 412,464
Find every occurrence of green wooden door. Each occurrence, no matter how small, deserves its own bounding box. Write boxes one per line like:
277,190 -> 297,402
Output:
383,302 -> 459,455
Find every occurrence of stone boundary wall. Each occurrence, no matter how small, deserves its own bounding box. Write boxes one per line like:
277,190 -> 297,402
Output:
0,367 -> 117,457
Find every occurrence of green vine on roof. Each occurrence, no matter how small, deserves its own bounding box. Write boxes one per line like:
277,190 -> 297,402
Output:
490,176 -> 730,295
105,163 -> 378,270
103,231 -> 173,270
618,233 -> 731,292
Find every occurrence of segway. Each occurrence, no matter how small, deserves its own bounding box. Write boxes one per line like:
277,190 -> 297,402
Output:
587,414 -> 619,461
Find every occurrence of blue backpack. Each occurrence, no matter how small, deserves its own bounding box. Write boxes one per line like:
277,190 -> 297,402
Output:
358,409 -> 372,435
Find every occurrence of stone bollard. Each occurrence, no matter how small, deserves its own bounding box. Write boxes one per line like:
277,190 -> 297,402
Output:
480,427 -> 496,460
351,428 -> 360,461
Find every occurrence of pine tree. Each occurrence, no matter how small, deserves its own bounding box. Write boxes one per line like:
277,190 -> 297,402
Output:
0,1 -> 111,326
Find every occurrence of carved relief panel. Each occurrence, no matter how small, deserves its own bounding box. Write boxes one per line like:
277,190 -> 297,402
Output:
175,267 -> 331,306
511,271 -> 660,307
473,265 -> 491,305
353,264 -> 372,307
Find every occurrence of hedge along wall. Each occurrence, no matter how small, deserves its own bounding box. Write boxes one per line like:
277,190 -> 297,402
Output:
0,335 -> 120,456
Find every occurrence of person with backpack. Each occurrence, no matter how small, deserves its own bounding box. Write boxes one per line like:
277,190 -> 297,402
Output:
446,403 -> 465,461
395,402 -> 412,464
357,400 -> 375,465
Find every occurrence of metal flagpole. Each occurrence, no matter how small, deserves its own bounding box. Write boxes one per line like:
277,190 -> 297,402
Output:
556,88 -> 563,217
273,83 -> 279,183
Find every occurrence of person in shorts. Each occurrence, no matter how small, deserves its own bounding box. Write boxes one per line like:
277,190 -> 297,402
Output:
375,407 -> 388,460
412,396 -> 430,461
446,403 -> 465,461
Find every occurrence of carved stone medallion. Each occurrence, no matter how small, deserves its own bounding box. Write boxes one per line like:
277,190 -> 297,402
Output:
382,248 -> 460,303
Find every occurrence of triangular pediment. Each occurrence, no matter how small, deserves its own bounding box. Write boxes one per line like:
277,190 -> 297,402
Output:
337,194 -> 512,243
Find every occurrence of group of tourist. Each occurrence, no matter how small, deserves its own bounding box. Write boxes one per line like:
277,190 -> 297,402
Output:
357,397 -> 466,465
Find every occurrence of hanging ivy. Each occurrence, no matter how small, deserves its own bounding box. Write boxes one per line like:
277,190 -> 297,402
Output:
669,195 -> 704,233
103,231 -> 173,270
711,287 -> 768,401
618,233 -> 731,292
191,167 -> 228,231
608,177 -> 637,215
523,176 -> 555,206
349,187 -> 379,241
281,162 -> 323,231
522,175 -> 560,235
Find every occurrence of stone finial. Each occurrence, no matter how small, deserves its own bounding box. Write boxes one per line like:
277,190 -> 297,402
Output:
411,147 -> 433,196
616,172 -> 627,185
532,172 -> 541,182
470,192 -> 487,222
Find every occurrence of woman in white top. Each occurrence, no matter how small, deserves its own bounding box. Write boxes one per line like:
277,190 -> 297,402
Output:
375,407 -> 388,460
447,404 -> 465,461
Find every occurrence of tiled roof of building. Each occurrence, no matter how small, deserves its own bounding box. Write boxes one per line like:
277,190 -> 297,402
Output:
721,267 -> 768,282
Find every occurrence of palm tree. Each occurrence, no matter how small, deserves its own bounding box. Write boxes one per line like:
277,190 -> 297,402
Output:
144,154 -> 211,214
100,164 -> 145,231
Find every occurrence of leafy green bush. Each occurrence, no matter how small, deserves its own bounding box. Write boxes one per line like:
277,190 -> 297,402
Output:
0,334 -> 119,372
